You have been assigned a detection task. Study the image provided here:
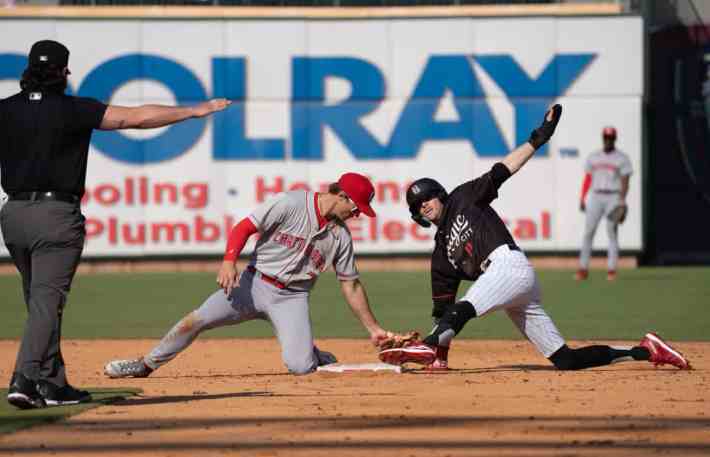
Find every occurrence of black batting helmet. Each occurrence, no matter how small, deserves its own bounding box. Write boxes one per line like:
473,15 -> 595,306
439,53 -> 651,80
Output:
406,178 -> 448,227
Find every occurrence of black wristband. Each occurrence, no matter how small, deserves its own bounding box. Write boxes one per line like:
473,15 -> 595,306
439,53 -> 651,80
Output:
528,104 -> 562,150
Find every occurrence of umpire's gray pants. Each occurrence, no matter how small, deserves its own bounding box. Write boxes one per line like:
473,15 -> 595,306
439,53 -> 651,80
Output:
0,200 -> 85,386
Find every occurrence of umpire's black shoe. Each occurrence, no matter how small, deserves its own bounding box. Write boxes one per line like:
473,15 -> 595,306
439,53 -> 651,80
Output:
36,380 -> 92,407
7,373 -> 46,410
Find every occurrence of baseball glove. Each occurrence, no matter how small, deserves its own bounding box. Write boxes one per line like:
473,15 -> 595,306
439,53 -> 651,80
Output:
608,204 -> 628,224
377,331 -> 421,351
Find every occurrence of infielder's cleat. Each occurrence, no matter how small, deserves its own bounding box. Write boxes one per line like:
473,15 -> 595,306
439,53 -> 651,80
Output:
379,343 -> 436,366
575,269 -> 588,281
104,358 -> 153,378
639,333 -> 691,370
314,346 -> 338,366
607,270 -> 617,281
37,380 -> 92,406
7,373 -> 46,410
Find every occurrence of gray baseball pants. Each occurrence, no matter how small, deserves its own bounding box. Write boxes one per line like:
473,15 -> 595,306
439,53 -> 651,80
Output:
144,268 -> 320,375
0,200 -> 85,386
579,192 -> 621,271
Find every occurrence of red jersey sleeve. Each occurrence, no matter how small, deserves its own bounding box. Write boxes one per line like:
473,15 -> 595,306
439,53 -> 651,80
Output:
223,218 -> 258,262
580,173 -> 592,203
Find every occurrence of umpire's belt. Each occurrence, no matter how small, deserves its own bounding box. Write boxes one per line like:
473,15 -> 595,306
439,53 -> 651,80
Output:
480,243 -> 521,273
8,191 -> 79,204
247,265 -> 287,289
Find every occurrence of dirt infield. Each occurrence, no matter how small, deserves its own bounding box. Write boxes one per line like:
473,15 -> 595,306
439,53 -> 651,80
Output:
0,338 -> 708,456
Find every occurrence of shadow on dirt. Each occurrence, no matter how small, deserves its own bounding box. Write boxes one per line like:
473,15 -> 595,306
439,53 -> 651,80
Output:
2,414 -> 709,454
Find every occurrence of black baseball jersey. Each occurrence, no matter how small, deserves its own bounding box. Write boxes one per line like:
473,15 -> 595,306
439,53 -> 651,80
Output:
430,163 -> 517,313
0,91 -> 107,197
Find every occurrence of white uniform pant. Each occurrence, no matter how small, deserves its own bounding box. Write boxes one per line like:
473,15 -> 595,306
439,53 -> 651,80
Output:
579,192 -> 622,271
460,244 -> 565,358
144,268 -> 320,375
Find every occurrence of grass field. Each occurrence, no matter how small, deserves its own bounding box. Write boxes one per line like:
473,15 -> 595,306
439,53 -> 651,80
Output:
0,267 -> 708,341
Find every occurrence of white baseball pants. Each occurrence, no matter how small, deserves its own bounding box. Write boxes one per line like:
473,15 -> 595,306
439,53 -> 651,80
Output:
460,244 -> 565,358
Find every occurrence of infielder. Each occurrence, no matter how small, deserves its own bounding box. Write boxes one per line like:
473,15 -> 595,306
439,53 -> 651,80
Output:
105,173 -> 392,377
576,127 -> 632,281
379,105 -> 690,372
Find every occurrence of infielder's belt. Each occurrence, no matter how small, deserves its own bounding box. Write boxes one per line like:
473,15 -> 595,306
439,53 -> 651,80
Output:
593,189 -> 620,194
8,191 -> 79,204
480,243 -> 521,273
247,265 -> 287,289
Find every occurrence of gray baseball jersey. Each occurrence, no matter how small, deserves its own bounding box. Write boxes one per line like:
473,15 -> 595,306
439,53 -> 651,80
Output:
248,190 -> 359,290
141,190 -> 361,375
584,148 -> 633,192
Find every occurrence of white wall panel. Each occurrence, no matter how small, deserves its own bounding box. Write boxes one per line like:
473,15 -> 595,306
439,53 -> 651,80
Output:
0,16 -> 643,257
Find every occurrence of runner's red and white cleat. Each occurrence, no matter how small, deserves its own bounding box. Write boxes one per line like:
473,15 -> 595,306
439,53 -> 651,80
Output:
639,332 -> 691,370
379,343 -> 436,366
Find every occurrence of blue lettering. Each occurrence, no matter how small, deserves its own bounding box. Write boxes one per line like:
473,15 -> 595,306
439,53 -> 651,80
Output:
78,54 -> 207,164
0,54 -> 28,85
388,55 -> 507,158
291,57 -> 385,160
474,54 -> 596,155
212,58 -> 285,160
0,51 -> 597,163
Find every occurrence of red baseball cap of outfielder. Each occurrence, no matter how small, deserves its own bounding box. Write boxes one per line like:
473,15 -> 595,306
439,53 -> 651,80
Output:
602,126 -> 617,138
338,173 -> 376,217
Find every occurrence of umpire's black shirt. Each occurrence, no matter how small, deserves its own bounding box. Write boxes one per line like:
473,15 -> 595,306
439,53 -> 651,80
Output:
430,163 -> 517,312
0,91 -> 107,197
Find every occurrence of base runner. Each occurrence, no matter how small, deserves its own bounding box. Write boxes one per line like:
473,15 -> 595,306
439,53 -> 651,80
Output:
379,105 -> 691,372
105,173 -> 394,377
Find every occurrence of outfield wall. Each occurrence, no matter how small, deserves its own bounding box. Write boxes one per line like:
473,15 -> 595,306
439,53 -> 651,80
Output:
0,8 -> 642,257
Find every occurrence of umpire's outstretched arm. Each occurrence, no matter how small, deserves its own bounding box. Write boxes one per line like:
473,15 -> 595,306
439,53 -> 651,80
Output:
98,99 -> 231,130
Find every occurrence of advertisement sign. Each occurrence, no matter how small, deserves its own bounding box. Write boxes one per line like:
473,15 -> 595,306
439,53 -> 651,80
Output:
0,16 -> 643,256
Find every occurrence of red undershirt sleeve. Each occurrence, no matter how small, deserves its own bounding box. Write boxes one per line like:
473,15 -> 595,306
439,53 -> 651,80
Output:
223,218 -> 258,262
580,173 -> 592,203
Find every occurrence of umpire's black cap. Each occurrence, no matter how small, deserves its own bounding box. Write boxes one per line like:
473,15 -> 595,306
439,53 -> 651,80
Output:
29,40 -> 70,69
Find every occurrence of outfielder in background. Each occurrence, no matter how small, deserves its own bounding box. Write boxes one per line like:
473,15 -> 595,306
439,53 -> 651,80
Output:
105,173 -> 394,378
0,39 -> 230,410
379,105 -> 691,372
576,127 -> 632,281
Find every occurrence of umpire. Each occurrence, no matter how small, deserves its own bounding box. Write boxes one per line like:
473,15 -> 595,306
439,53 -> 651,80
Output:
0,40 -> 230,409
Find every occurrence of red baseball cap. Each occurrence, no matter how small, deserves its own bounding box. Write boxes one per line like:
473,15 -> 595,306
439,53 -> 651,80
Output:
602,126 -> 617,138
338,173 -> 376,217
